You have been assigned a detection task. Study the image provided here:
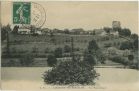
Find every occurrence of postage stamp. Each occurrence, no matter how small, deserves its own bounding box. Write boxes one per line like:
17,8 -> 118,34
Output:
13,2 -> 46,28
13,2 -> 31,24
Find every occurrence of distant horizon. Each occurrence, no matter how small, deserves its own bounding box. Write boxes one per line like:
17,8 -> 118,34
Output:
2,22 -> 138,34
1,1 -> 138,34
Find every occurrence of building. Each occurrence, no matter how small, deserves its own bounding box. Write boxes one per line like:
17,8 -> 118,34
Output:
18,27 -> 31,34
112,21 -> 121,29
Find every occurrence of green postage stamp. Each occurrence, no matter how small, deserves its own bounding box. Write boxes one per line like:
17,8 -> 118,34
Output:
13,2 -> 31,24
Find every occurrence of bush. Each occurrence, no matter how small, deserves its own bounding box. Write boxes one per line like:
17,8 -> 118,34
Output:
47,55 -> 57,67
120,41 -> 133,50
43,61 -> 99,85
109,56 -> 128,65
128,55 -> 134,61
133,39 -> 138,49
130,34 -> 138,40
83,53 -> 96,65
97,53 -> 106,64
88,40 -> 99,54
118,28 -> 131,37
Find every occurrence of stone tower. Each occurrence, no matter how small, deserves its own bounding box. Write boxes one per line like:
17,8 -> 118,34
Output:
112,21 -> 121,29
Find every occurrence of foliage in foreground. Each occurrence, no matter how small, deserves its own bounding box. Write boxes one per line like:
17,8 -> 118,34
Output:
43,61 -> 99,85
109,55 -> 138,69
47,55 -> 57,67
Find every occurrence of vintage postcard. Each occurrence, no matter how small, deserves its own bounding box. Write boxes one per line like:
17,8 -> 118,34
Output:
1,1 -> 139,91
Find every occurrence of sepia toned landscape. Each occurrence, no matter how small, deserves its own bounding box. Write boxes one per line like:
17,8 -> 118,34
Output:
1,1 -> 139,91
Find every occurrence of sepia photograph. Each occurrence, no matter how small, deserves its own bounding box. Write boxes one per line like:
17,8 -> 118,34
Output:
0,1 -> 139,91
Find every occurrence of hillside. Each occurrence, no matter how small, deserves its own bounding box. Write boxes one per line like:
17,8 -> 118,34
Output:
1,27 -> 138,69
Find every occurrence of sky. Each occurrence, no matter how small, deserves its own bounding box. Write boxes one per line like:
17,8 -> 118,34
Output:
1,1 -> 138,34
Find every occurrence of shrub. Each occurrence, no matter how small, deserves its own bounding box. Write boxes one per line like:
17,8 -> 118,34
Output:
128,55 -> 134,61
109,56 -> 128,65
43,61 -> 99,85
97,53 -> 106,64
120,41 -> 133,50
118,28 -> 131,37
88,40 -> 99,54
103,27 -> 111,34
47,55 -> 57,67
83,53 -> 96,65
133,39 -> 138,49
130,34 -> 138,40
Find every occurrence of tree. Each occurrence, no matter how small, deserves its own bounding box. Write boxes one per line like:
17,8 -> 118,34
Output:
84,53 -> 96,65
130,34 -> 138,40
1,24 -> 11,41
120,41 -> 133,50
54,47 -> 63,58
64,29 -> 70,34
128,55 -> 134,61
47,54 -> 57,67
1,27 -> 7,41
119,28 -> 131,37
96,51 -> 106,64
103,27 -> 111,34
109,55 -> 128,65
1,25 -> 12,55
12,25 -> 19,34
83,40 -> 100,65
43,61 -> 99,85
128,55 -> 134,66
88,40 -> 99,54
133,39 -> 138,49
5,24 -> 12,32
130,34 -> 138,50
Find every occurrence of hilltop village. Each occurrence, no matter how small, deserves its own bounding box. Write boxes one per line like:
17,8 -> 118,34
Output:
1,21 -> 138,69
